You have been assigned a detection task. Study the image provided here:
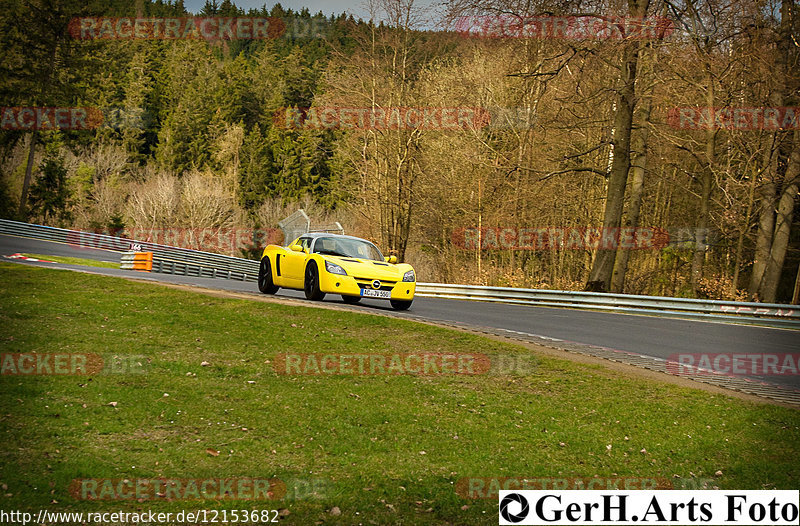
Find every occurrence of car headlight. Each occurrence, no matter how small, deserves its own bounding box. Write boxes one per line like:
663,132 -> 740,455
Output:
402,270 -> 415,282
325,260 -> 347,276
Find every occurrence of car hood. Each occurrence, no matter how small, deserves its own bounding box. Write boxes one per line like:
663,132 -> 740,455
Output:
325,256 -> 410,281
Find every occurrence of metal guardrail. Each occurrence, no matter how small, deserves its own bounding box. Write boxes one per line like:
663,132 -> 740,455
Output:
0,219 -> 259,282
416,283 -> 800,329
2,219 -> 798,329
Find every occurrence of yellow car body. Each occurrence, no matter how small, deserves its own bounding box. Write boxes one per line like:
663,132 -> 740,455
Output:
257,233 -> 416,310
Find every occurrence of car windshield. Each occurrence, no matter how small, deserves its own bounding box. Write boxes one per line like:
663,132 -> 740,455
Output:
312,236 -> 384,261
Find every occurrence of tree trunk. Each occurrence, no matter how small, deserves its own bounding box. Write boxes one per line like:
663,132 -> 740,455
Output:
759,130 -> 800,302
749,147 -> 778,298
611,86 -> 653,293
586,0 -> 650,292
690,65 -> 716,294
732,158 -> 759,293
17,131 -> 38,219
748,0 -> 796,300
690,167 -> 713,292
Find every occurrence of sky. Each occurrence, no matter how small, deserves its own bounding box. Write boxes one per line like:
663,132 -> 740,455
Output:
182,0 -> 442,23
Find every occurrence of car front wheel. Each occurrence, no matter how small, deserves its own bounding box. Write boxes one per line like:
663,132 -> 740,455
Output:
390,299 -> 412,310
258,257 -> 279,294
304,261 -> 325,301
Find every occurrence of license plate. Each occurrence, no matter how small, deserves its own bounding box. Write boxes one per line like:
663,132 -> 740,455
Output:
361,288 -> 391,299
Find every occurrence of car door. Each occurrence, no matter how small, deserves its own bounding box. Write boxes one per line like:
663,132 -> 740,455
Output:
280,236 -> 311,288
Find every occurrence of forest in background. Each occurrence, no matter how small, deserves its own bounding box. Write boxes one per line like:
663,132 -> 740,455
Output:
1,0 -> 799,302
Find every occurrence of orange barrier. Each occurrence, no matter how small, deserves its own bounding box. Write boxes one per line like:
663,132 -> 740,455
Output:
120,251 -> 153,272
132,251 -> 153,271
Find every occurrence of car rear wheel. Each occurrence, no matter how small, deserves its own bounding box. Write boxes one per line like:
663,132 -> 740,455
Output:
258,257 -> 279,294
304,261 -> 325,301
342,295 -> 361,304
390,299 -> 412,310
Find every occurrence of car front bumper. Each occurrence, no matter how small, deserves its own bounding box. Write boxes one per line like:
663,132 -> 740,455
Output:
318,272 -> 415,300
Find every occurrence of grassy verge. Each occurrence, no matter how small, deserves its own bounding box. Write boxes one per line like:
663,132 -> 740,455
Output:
0,262 -> 797,525
20,253 -> 119,269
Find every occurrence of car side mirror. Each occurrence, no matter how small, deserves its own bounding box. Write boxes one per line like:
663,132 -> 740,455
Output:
290,244 -> 304,252
385,255 -> 397,264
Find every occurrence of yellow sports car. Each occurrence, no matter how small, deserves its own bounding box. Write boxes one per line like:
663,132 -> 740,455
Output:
257,233 -> 416,310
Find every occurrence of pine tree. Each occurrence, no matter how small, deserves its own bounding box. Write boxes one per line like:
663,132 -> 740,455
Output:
28,135 -> 71,225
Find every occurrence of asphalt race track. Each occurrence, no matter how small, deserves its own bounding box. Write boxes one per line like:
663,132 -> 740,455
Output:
2,233 -> 799,395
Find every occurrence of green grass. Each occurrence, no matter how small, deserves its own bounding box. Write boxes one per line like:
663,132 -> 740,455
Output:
20,253 -> 119,269
0,262 -> 798,525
